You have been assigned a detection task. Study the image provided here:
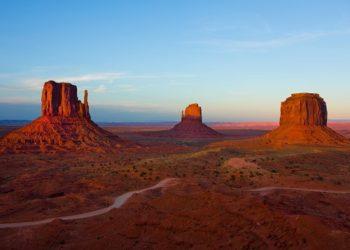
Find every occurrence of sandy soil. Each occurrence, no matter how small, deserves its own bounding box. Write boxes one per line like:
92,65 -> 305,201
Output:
1,124 -> 350,249
0,178 -> 177,229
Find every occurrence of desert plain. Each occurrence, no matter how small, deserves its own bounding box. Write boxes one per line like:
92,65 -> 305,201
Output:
2,1 -> 350,249
1,85 -> 350,250
1,120 -> 350,249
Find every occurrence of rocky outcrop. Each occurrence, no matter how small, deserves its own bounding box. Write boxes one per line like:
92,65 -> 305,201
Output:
82,90 -> 90,119
280,93 -> 327,127
145,103 -> 222,138
181,103 -> 202,122
0,81 -> 123,153
263,93 -> 348,146
41,81 -> 90,119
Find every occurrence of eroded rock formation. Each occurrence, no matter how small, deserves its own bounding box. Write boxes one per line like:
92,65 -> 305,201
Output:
280,93 -> 327,127
146,103 -> 222,138
263,93 -> 348,146
0,81 -> 122,153
41,81 -> 90,119
181,103 -> 202,122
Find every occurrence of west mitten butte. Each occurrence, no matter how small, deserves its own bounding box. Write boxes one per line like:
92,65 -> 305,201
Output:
0,81 -> 123,153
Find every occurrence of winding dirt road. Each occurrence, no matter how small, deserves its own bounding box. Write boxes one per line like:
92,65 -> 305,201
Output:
1,177 -> 349,230
0,178 -> 178,229
248,186 -> 350,194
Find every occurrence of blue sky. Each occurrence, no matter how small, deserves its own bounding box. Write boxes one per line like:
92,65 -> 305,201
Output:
1,0 -> 350,122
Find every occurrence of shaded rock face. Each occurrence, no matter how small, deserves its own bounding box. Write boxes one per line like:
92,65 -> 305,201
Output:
263,93 -> 348,146
280,93 -> 327,127
0,81 -> 122,153
41,81 -> 90,119
182,103 -> 202,122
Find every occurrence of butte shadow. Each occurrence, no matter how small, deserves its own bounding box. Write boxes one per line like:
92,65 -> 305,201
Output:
0,81 -> 124,154
143,103 -> 222,138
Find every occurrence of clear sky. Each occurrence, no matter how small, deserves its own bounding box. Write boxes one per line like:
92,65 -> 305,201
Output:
1,0 -> 350,122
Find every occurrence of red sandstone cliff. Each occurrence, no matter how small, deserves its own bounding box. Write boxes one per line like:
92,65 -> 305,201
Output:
41,81 -> 90,119
0,81 -> 122,153
279,93 -> 327,127
263,93 -> 348,145
181,103 -> 202,122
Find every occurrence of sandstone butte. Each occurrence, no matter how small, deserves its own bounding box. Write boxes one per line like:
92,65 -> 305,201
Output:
0,81 -> 123,153
167,103 -> 222,138
262,93 -> 349,146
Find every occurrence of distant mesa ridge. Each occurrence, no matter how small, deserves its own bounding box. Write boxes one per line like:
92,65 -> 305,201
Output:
263,93 -> 348,145
0,81 -> 123,154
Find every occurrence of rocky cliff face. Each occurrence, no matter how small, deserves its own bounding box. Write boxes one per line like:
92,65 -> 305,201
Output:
280,93 -> 327,127
263,93 -> 348,146
0,81 -> 122,153
41,81 -> 90,119
181,103 -> 202,122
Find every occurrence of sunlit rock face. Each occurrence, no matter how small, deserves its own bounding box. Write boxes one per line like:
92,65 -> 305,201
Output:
280,93 -> 327,127
263,93 -> 348,146
181,103 -> 202,122
0,81 -> 122,154
41,81 -> 90,119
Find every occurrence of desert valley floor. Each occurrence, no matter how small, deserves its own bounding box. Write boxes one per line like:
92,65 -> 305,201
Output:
1,123 -> 350,249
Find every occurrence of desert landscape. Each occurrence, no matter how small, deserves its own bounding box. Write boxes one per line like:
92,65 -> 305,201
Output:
1,1 -> 350,249
1,81 -> 350,249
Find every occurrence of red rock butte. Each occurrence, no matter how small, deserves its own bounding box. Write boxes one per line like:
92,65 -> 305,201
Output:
181,103 -> 202,122
162,103 -> 221,138
0,81 -> 123,153
41,81 -> 90,119
263,93 -> 348,145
